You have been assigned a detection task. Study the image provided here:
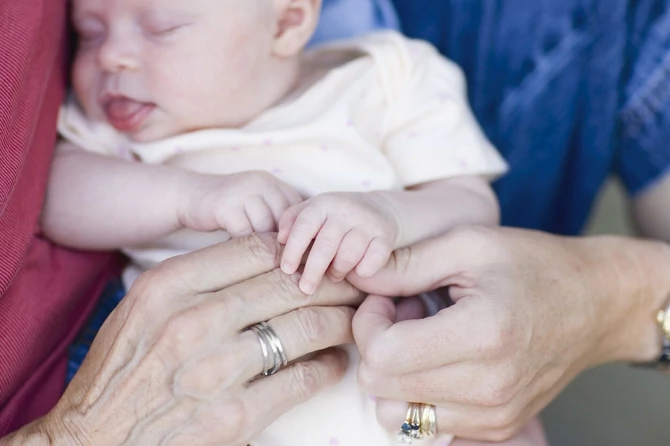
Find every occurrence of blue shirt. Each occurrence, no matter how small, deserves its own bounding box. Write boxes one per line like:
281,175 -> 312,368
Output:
319,0 -> 670,235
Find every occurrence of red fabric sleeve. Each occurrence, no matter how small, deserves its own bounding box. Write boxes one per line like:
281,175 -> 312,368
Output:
0,0 -> 120,434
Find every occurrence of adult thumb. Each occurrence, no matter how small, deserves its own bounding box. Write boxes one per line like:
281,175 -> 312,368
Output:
347,228 -> 484,297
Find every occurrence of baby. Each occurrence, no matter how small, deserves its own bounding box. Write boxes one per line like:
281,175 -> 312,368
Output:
43,0 -> 534,445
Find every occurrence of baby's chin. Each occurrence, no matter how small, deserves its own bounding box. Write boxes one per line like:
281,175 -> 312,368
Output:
124,122 -> 183,144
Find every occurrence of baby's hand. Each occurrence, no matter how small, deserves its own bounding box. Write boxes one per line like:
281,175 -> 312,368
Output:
278,192 -> 400,294
179,171 -> 303,236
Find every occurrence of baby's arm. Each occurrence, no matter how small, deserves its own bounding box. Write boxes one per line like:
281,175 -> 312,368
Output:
42,142 -> 193,250
42,142 -> 303,250
278,175 -> 498,294
376,175 -> 499,248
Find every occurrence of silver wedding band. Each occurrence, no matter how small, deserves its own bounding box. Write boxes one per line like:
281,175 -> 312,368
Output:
250,321 -> 288,376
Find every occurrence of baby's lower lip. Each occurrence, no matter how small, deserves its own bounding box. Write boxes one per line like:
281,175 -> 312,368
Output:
103,97 -> 155,133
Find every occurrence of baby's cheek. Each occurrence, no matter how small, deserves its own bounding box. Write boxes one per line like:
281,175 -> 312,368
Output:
72,60 -> 98,116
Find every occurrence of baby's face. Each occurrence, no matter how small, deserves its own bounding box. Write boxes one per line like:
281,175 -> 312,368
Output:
72,0 -> 282,142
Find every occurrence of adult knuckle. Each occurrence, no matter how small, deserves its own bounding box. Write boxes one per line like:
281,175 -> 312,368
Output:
128,267 -> 168,312
243,233 -> 282,267
288,362 -> 322,400
218,291 -> 245,320
486,423 -> 520,442
273,269 -> 303,302
160,310 -> 201,350
488,405 -> 521,432
295,307 -> 327,345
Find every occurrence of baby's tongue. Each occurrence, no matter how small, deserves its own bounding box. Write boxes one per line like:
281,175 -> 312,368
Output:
106,97 -> 145,119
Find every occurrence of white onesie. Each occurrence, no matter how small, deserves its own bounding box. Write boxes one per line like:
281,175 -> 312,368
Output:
58,31 -> 507,446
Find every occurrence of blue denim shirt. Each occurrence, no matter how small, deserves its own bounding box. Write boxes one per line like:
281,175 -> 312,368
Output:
320,0 -> 670,235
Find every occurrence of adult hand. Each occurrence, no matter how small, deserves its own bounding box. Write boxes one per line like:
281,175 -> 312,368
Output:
348,226 -> 670,441
5,234 -> 361,445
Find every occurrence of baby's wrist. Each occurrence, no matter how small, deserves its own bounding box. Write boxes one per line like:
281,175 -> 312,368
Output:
367,191 -> 405,247
175,171 -> 209,229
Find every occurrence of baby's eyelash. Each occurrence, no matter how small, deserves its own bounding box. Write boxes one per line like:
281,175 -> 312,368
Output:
145,23 -> 188,38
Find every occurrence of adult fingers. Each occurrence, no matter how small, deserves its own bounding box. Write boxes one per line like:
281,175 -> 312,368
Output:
373,364 -> 566,442
243,349 -> 349,437
133,233 -> 283,297
221,267 -> 364,332
354,295 -> 483,376
348,227 -> 495,297
375,398 -> 526,443
259,306 -> 355,372
131,350 -> 349,446
172,306 -> 355,392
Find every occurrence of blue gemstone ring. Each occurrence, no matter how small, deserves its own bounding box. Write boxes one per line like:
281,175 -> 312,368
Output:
396,403 -> 437,444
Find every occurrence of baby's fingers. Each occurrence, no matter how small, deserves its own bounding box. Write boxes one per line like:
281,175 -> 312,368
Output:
355,237 -> 393,278
224,209 -> 254,237
278,182 -> 304,207
300,219 -> 345,295
280,204 -> 323,275
278,202 -> 306,245
263,188 -> 292,229
245,197 -> 276,233
327,229 -> 369,282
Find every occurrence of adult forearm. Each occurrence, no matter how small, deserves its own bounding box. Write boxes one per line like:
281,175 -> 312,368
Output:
41,149 -> 189,250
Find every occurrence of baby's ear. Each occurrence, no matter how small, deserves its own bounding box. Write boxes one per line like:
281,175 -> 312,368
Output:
272,0 -> 321,57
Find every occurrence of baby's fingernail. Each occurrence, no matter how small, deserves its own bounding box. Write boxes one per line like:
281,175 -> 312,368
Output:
281,260 -> 297,275
300,280 -> 315,295
355,267 -> 373,278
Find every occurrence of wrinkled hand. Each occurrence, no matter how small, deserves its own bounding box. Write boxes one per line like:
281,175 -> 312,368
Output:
38,234 -> 362,446
179,171 -> 303,237
347,227 -> 670,441
278,192 -> 400,295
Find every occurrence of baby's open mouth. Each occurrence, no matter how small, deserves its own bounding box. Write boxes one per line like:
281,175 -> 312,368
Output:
103,96 -> 155,133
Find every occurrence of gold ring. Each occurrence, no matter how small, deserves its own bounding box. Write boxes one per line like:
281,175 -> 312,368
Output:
419,403 -> 437,438
397,403 -> 423,444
